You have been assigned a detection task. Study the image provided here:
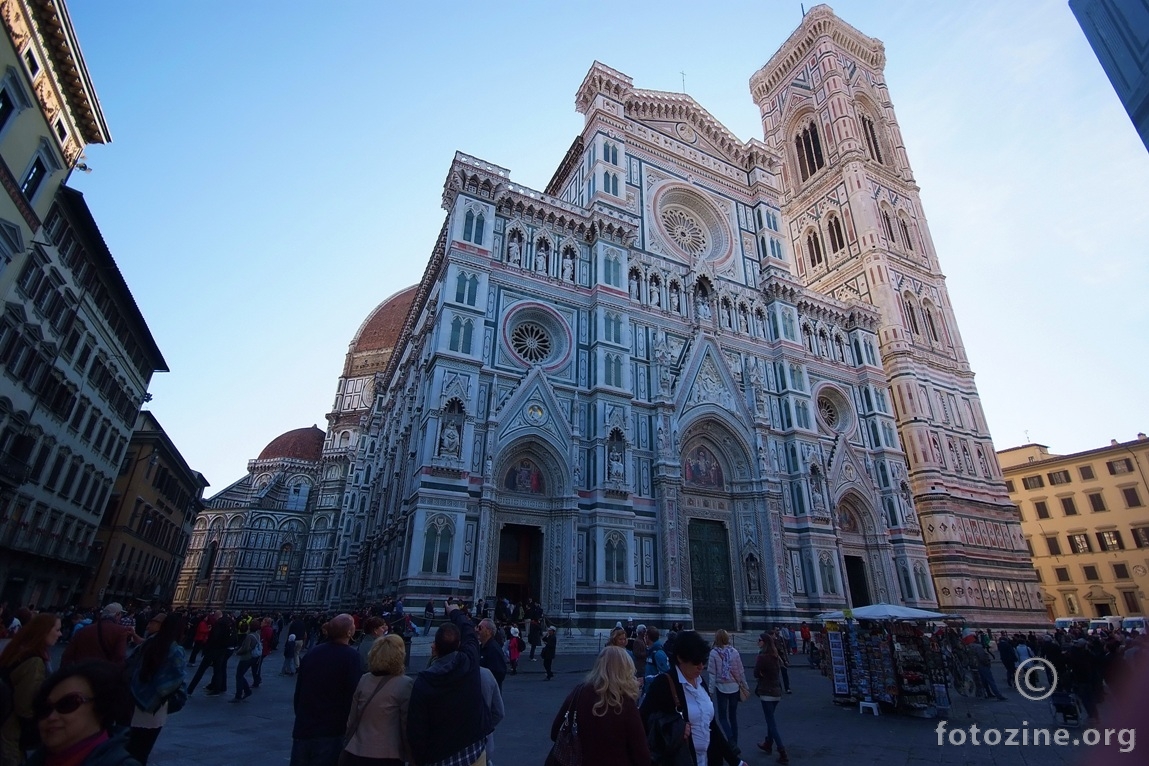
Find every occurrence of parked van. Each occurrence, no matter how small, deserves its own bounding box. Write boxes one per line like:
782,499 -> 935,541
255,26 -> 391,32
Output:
1054,618 -> 1089,631
1088,616 -> 1123,634
1122,616 -> 1147,633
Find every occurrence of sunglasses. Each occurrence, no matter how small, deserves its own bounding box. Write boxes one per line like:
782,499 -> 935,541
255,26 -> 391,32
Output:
35,692 -> 93,719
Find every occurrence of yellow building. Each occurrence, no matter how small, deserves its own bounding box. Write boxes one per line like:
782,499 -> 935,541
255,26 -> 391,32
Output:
999,436 -> 1149,622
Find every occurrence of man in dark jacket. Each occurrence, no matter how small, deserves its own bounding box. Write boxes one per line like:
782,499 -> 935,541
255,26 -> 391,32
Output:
408,600 -> 490,766
291,613 -> 361,766
477,618 -> 507,689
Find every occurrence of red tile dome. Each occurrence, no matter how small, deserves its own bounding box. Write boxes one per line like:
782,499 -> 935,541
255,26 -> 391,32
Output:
257,426 -> 325,462
342,284 -> 419,377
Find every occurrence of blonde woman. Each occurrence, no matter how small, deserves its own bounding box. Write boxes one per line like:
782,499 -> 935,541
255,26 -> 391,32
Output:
608,627 -> 629,648
550,645 -> 650,766
341,634 -> 414,766
708,629 -> 748,751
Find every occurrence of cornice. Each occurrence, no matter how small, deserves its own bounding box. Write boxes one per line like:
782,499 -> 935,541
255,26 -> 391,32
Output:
749,4 -> 885,102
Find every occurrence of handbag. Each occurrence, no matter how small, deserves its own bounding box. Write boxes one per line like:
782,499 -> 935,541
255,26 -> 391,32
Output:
338,676 -> 393,766
545,683 -> 584,766
738,681 -> 751,702
166,685 -> 188,714
645,674 -> 691,766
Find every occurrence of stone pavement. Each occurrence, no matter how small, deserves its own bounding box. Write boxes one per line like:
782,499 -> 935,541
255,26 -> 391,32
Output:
130,649 -> 1123,766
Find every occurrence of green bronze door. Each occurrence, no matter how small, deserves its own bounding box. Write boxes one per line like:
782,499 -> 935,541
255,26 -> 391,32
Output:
688,518 -> 736,630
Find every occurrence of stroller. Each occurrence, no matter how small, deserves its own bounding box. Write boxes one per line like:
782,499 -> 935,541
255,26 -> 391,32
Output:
1049,689 -> 1083,727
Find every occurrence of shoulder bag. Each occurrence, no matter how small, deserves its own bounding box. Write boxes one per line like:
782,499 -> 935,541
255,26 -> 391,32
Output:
545,683 -> 585,766
338,675 -> 394,766
646,674 -> 692,766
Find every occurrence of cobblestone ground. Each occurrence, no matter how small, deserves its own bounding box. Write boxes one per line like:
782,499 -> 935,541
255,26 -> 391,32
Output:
136,652 -> 1118,766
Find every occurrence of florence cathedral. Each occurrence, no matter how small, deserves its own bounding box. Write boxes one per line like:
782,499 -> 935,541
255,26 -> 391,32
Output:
174,6 -> 1044,629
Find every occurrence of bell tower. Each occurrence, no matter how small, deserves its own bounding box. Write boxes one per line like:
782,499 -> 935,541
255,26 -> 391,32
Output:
750,5 -> 1042,626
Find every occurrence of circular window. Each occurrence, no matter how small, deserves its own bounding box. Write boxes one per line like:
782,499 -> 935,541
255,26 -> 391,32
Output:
503,303 -> 572,370
511,322 -> 551,363
660,207 -> 708,257
817,396 -> 839,428
814,386 -> 854,434
653,185 -> 732,264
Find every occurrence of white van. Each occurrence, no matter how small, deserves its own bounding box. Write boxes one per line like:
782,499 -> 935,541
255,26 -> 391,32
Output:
1088,616 -> 1123,634
1054,618 -> 1089,631
1122,616 -> 1147,633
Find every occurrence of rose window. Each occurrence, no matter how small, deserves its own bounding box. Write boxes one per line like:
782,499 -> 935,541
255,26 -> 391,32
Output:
660,207 -> 708,257
818,396 -> 839,428
510,322 -> 552,363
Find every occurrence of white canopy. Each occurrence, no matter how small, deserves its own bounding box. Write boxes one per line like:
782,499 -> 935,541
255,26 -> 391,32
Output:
816,603 -> 954,622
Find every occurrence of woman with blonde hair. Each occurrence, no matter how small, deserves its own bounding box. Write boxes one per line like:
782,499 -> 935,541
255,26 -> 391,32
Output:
0,612 -> 62,764
708,629 -> 749,751
549,645 -> 650,765
341,633 -> 414,766
608,627 -> 629,648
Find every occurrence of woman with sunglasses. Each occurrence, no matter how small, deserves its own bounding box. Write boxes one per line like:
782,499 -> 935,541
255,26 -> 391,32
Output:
0,612 -> 62,764
26,660 -> 138,766
639,631 -> 748,766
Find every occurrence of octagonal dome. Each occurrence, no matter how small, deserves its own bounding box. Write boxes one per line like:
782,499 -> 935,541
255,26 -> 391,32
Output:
343,285 -> 419,376
257,426 -> 324,462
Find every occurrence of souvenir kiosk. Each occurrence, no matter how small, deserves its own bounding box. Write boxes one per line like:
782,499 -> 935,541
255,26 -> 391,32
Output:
818,604 -> 954,718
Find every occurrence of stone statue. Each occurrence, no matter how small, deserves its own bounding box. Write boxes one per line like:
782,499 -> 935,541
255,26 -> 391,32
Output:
697,295 -> 711,320
629,272 -> 639,299
562,251 -> 575,281
650,284 -> 660,307
670,287 -> 680,312
507,239 -> 521,266
439,422 -> 460,457
608,448 -> 625,481
535,250 -> 547,273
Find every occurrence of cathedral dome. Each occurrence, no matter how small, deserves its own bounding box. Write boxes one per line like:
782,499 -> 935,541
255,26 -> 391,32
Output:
257,426 -> 325,462
343,285 -> 419,376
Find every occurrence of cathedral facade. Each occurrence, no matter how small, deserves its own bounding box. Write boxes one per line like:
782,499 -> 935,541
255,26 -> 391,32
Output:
178,6 -> 1041,629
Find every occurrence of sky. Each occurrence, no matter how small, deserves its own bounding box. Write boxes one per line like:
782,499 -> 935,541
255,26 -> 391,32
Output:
60,1 -> 1149,492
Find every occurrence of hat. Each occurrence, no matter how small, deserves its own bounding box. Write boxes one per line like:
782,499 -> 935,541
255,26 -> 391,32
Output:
510,627 -> 520,637
636,624 -> 646,633
615,621 -> 624,629
102,602 -> 124,617
288,634 -> 296,642
547,625 -> 556,632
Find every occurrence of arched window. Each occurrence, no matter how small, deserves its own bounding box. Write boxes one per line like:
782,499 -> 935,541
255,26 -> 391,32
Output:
861,113 -> 884,164
604,255 -> 621,287
449,316 -> 473,353
922,302 -> 941,343
605,354 -> 623,387
275,543 -> 293,580
455,272 -> 478,305
605,312 -> 622,344
899,217 -> 914,251
603,170 -> 618,196
794,120 -> 825,181
882,210 -> 896,244
199,540 -> 218,580
422,516 -> 453,574
914,563 -> 932,599
902,294 -> 920,335
819,552 -> 838,594
604,141 -> 619,165
827,215 -> 846,253
462,210 -> 485,244
806,230 -> 824,269
605,532 -> 626,583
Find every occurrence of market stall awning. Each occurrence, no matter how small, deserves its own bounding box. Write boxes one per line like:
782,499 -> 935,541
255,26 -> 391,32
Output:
817,603 -> 957,621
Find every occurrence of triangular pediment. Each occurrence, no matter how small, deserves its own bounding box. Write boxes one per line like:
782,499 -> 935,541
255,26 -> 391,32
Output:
676,337 -> 751,422
626,90 -> 749,167
494,368 -> 573,448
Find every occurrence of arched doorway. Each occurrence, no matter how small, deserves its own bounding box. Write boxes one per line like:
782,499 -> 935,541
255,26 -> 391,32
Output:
681,440 -> 738,630
497,524 -> 542,604
836,495 -> 876,608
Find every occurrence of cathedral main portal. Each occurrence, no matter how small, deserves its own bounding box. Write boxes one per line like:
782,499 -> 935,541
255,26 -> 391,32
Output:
497,523 -> 542,605
687,519 -> 736,630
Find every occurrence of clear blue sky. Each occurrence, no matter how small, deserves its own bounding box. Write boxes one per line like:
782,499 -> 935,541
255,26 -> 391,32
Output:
62,1 -> 1149,491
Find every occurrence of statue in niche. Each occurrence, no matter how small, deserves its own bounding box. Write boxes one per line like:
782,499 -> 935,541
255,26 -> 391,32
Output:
650,283 -> 660,307
721,302 -> 732,327
608,448 -> 626,482
561,251 -> 575,281
657,426 -> 668,451
696,294 -> 712,320
535,250 -> 548,273
670,287 -> 681,312
746,556 -> 761,595
438,422 -> 460,458
507,238 -> 521,266
629,272 -> 640,299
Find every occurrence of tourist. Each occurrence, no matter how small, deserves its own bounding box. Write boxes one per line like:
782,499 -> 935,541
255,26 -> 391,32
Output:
291,614 -> 362,766
608,627 -> 629,648
126,613 -> 187,764
708,629 -> 748,751
26,660 -> 136,766
542,626 -> 558,680
550,646 -> 649,765
1,613 -> 62,764
340,634 -> 413,765
753,632 -> 788,764
639,631 -> 746,766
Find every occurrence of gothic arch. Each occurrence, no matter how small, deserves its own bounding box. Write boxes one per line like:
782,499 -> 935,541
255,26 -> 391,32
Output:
495,437 -> 569,497
678,415 -> 754,488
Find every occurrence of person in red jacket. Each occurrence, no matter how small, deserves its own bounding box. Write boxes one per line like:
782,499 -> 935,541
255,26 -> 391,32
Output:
188,613 -> 213,665
550,645 -> 649,766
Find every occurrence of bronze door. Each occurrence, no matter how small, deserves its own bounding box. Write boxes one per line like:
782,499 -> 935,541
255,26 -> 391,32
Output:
688,519 -> 735,630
